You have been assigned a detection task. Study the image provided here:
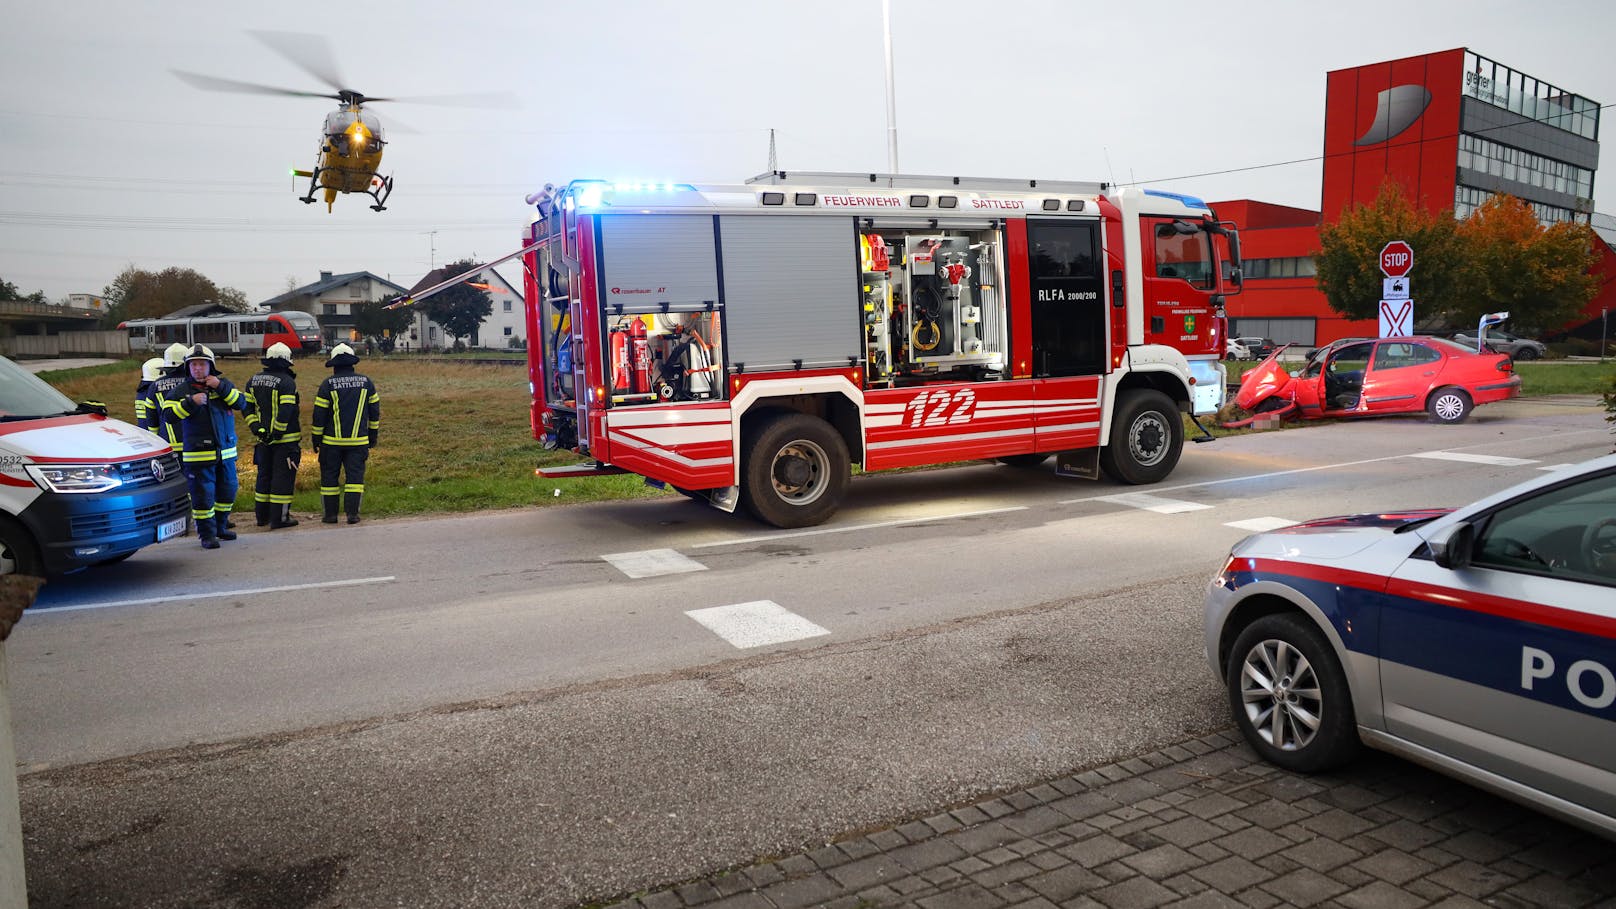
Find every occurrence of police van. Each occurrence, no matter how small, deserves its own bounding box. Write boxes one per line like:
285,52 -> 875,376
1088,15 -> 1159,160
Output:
0,357 -> 191,575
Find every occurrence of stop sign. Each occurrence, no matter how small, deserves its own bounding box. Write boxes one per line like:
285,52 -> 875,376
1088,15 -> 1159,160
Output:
1380,240 -> 1414,278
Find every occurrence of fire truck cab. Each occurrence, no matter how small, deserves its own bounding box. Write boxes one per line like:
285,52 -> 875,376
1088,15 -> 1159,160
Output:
525,172 -> 1241,528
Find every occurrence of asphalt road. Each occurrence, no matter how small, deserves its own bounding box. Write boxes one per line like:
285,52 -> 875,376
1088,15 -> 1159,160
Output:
13,396 -> 1614,907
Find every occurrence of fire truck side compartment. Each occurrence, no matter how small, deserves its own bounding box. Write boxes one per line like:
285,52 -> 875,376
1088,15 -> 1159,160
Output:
597,215 -> 719,308
717,215 -> 862,373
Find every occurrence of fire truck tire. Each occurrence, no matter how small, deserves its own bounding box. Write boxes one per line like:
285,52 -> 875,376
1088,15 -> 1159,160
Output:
740,413 -> 850,529
0,517 -> 43,578
1099,390 -> 1183,485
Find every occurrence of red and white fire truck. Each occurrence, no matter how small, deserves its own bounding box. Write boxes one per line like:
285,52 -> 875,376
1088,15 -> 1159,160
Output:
522,172 -> 1242,528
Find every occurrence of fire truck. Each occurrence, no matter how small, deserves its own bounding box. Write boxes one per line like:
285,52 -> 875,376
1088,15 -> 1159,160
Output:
522,172 -> 1242,528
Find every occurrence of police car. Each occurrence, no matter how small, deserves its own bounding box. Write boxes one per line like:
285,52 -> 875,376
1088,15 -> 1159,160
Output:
1204,454 -> 1616,838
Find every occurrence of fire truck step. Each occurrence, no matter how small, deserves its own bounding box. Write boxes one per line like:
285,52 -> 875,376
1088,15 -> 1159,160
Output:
536,463 -> 630,479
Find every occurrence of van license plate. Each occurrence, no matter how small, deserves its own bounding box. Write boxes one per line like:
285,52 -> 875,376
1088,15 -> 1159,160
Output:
156,517 -> 187,542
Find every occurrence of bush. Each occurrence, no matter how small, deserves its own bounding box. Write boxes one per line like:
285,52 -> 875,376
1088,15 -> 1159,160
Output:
1605,373 -> 1616,452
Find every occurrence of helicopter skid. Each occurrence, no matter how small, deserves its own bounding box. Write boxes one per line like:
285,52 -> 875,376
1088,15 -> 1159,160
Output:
299,163 -> 393,213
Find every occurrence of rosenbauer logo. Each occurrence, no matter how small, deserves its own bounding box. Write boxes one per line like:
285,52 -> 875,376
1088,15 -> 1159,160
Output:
609,286 -> 664,295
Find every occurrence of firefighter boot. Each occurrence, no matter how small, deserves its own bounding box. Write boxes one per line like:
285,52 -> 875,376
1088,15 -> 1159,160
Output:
270,504 -> 300,530
322,495 -> 339,524
255,502 -> 272,527
215,514 -> 237,541
345,492 -> 362,525
198,520 -> 220,550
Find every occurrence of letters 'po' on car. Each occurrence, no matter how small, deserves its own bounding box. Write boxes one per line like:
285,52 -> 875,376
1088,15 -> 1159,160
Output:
1204,453 -> 1616,839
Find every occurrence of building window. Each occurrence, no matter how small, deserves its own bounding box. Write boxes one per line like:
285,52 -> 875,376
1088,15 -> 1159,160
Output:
502,300 -> 512,312
1463,51 -> 1600,140
322,303 -> 337,316
429,327 -> 438,341
503,326 -> 513,336
349,284 -> 363,298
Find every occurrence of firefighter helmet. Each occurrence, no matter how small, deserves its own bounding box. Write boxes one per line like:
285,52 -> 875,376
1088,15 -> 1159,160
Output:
163,342 -> 190,368
141,357 -> 165,382
184,344 -> 215,366
329,342 -> 355,359
263,342 -> 293,364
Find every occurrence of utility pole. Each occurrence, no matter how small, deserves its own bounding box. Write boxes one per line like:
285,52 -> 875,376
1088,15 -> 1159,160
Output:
421,230 -> 438,271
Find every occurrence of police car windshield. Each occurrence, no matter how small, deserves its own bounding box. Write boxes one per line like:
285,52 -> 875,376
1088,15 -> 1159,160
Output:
0,356 -> 78,421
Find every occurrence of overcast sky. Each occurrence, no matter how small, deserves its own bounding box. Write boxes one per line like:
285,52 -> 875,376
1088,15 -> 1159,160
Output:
2,0 -> 1612,305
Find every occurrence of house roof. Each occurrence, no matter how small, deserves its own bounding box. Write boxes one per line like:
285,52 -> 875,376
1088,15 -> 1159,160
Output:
257,271 -> 408,309
164,302 -> 237,319
407,265 -> 520,297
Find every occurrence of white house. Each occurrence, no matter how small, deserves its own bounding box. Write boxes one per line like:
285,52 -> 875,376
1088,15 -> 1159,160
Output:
404,265 -> 525,350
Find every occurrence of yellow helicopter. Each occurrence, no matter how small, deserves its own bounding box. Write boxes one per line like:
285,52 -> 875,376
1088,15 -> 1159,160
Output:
174,31 -> 510,213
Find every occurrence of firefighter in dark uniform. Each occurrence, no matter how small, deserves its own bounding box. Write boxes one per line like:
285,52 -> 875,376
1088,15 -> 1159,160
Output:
134,357 -> 165,431
245,342 -> 302,530
148,343 -> 192,450
166,345 -> 253,549
311,343 -> 380,524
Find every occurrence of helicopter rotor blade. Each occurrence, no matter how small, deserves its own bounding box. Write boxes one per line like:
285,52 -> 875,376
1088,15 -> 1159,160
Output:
248,30 -> 350,95
172,70 -> 341,101
367,91 -> 520,110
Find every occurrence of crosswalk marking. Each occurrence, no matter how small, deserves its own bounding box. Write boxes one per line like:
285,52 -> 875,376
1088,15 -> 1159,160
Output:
685,601 -> 830,649
1096,492 -> 1213,514
1225,517 -> 1298,533
602,548 -> 708,579
1537,464 -> 1577,472
1409,451 -> 1538,467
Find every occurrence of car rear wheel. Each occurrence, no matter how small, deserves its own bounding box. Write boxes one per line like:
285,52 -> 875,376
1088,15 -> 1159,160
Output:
0,517 -> 43,578
1427,387 -> 1473,424
1513,347 -> 1539,361
1226,613 -> 1360,772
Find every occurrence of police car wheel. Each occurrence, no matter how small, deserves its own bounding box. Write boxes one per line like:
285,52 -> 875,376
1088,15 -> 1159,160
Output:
0,518 -> 43,578
1226,613 -> 1360,773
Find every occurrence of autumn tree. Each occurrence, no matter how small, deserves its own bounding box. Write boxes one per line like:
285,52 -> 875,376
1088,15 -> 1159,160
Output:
0,278 -> 48,305
420,258 -> 493,347
1454,194 -> 1599,334
98,266 -> 246,323
1314,180 -> 1465,321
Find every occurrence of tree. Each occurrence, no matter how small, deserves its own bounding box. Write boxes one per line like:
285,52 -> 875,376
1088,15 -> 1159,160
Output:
216,287 -> 252,313
420,258 -> 492,346
1454,194 -> 1599,334
1314,180 -> 1465,321
97,265 -> 229,322
352,300 -> 413,347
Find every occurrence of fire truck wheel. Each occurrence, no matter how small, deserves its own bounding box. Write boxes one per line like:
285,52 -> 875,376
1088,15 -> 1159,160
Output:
1099,390 -> 1183,485
0,517 -> 43,578
740,413 -> 850,529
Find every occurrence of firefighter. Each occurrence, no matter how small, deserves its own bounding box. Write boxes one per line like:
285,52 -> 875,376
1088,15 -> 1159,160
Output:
133,357 -> 165,431
244,342 -> 302,530
147,343 -> 192,449
311,343 -> 380,524
166,344 -> 253,549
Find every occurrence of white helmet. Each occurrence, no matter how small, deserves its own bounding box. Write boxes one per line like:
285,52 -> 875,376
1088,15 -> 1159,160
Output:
329,342 -> 355,358
184,343 -> 215,366
264,342 -> 293,363
141,357 -> 165,382
163,342 -> 190,368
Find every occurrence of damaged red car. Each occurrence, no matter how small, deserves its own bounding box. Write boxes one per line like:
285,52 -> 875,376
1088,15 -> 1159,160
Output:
1226,336 -> 1521,427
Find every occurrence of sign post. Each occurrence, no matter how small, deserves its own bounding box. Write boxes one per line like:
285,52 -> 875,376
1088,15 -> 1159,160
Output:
1378,240 -> 1414,337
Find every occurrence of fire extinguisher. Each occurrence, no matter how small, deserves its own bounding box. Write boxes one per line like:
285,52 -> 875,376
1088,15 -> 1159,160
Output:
629,318 -> 651,394
609,322 -> 630,392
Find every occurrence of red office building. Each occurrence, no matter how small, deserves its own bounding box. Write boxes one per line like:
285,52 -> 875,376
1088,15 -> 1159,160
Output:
1216,49 -> 1605,348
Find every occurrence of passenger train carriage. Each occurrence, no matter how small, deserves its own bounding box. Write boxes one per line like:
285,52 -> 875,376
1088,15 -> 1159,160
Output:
120,311 -> 322,356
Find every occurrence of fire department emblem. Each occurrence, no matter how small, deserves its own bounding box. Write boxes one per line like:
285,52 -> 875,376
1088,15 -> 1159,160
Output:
1183,315 -> 1197,334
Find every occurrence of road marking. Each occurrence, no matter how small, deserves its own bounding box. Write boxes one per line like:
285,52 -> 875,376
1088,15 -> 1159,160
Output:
1409,451 -> 1538,467
1096,493 -> 1212,514
685,600 -> 830,649
690,506 -> 1027,549
37,576 -> 397,614
602,548 -> 708,579
1537,464 -> 1577,472
1225,517 -> 1298,532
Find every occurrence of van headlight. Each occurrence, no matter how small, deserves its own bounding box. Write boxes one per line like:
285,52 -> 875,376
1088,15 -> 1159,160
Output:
26,464 -> 123,493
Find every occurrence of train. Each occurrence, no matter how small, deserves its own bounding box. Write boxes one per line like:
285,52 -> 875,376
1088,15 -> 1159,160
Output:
120,311 -> 323,357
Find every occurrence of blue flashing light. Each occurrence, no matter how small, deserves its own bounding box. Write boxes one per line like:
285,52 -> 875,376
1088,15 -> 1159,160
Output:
576,184 -> 606,209
1143,189 -> 1209,210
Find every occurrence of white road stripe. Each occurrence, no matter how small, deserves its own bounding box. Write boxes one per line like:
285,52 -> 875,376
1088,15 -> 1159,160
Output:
37,576 -> 397,614
602,549 -> 708,579
1537,464 -> 1577,472
1097,493 -> 1213,514
685,600 -> 830,649
690,506 -> 1028,549
1409,451 -> 1538,467
1225,517 -> 1299,532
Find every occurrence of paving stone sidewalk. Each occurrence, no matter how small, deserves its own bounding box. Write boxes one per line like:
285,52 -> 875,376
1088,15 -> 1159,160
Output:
601,730 -> 1616,909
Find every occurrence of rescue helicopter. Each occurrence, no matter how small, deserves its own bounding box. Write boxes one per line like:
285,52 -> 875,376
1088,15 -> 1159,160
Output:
173,31 -> 511,213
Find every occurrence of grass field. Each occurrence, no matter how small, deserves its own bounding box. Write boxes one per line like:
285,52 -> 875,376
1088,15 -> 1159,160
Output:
36,355 -> 1616,518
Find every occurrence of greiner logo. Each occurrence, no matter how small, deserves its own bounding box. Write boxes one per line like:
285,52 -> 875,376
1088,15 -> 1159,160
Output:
1354,84 -> 1432,146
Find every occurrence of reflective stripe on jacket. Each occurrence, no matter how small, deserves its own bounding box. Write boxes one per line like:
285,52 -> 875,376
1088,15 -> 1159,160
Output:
245,368 -> 301,446
312,370 -> 380,447
167,376 -> 251,462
